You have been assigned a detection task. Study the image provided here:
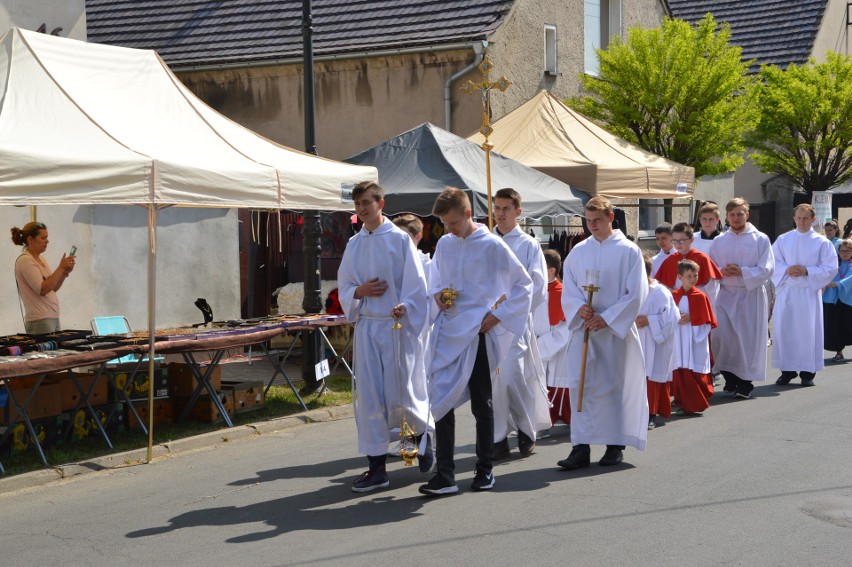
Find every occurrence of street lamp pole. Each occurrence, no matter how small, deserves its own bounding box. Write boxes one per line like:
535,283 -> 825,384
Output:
301,0 -> 323,393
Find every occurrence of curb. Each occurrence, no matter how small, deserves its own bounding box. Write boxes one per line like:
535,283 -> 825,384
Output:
0,404 -> 355,495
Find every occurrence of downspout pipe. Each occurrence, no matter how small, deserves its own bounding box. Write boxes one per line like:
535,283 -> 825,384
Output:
444,41 -> 486,131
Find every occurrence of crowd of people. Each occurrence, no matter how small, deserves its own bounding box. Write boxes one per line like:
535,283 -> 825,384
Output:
337,181 -> 852,496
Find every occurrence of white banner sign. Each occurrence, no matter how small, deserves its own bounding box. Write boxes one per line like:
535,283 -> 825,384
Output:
812,191 -> 832,231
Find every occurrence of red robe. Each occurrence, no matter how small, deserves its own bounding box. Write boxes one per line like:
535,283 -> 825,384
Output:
655,249 -> 723,290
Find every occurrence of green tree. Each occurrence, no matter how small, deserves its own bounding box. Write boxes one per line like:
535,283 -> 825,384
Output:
570,14 -> 759,177
746,51 -> 852,196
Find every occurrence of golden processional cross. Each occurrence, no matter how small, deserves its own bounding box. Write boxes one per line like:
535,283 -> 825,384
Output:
461,53 -> 511,230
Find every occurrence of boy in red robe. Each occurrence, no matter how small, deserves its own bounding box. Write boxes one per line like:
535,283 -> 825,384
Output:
670,260 -> 718,414
655,222 -> 723,307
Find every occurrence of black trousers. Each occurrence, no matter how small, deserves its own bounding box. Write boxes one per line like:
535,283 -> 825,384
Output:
435,333 -> 493,481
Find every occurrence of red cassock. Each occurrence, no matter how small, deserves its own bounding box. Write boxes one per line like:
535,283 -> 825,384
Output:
654,249 -> 723,289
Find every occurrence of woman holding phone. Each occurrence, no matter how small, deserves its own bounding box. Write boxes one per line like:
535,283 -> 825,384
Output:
10,221 -> 76,334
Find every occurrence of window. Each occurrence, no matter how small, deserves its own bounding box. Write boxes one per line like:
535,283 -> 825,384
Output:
584,0 -> 621,76
638,199 -> 665,236
544,24 -> 558,75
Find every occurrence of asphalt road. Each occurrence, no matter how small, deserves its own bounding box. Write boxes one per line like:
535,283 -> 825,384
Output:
2,351 -> 851,566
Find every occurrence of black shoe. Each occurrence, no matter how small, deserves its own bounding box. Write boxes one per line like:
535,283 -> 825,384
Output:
801,378 -> 815,387
721,372 -> 740,393
418,474 -> 458,496
518,431 -> 536,456
470,470 -> 495,492
351,468 -> 389,493
599,446 -> 624,466
492,437 -> 511,460
557,444 -> 590,470
775,372 -> 797,385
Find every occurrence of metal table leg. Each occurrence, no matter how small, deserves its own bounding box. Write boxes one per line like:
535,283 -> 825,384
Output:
260,342 -> 307,410
0,375 -> 49,467
176,350 -> 232,427
62,365 -> 114,449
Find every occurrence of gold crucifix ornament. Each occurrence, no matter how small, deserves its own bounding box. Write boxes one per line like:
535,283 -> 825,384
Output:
461,53 -> 511,230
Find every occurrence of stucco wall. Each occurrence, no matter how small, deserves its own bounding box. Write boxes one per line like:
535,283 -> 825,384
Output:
178,49 -> 483,161
0,0 -> 86,39
811,0 -> 851,59
2,206 -> 240,336
485,0 -> 667,118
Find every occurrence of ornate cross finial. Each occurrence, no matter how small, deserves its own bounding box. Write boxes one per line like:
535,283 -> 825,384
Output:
461,53 -> 511,230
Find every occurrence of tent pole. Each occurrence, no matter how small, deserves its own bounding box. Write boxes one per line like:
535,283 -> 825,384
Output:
147,204 -> 157,463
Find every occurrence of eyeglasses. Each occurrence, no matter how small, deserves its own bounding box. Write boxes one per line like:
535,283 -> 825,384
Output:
840,248 -> 852,254
671,238 -> 691,244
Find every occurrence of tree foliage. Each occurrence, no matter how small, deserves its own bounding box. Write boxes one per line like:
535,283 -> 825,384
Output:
569,14 -> 759,177
746,51 -> 852,196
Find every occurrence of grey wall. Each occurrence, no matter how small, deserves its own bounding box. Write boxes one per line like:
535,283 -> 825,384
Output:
0,0 -> 86,39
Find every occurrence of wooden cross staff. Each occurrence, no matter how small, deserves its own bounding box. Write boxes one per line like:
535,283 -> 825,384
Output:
576,281 -> 601,412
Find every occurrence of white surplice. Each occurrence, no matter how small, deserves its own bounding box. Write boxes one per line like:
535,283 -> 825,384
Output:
771,228 -> 838,373
639,281 -> 679,383
709,223 -> 775,382
427,224 -> 532,422
561,230 -> 649,450
492,225 -> 552,441
672,296 -> 712,373
337,218 -> 430,456
533,285 -> 572,389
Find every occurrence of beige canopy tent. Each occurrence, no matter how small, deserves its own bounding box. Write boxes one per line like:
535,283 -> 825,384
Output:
468,90 -> 695,199
0,28 -> 376,457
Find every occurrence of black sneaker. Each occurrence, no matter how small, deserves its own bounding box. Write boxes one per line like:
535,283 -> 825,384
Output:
470,470 -> 495,491
492,438 -> 511,460
418,474 -> 458,496
351,469 -> 389,493
734,380 -> 754,399
557,444 -> 591,470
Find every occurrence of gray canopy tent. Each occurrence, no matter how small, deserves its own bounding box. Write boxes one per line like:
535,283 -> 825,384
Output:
345,122 -> 587,219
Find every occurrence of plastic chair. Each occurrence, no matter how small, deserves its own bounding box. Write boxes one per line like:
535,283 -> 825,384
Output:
91,316 -> 163,364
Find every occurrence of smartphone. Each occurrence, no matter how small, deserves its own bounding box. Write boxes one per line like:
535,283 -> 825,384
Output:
69,245 -> 77,257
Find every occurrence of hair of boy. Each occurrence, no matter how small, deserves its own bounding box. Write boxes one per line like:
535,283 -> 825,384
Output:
494,187 -> 522,209
672,222 -> 694,239
392,214 -> 423,239
654,222 -> 673,236
825,219 -> 839,230
543,248 -> 562,274
642,250 -> 653,277
698,202 -> 720,218
794,203 -> 816,218
838,238 -> 852,250
725,197 -> 750,213
585,195 -> 613,215
352,180 -> 384,202
677,259 -> 700,276
432,186 -> 471,216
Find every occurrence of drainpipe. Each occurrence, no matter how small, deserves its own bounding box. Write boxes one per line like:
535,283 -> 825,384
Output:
444,41 -> 486,132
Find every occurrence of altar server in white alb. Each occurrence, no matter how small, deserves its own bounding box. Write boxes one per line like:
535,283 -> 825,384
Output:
557,196 -> 649,470
771,204 -> 838,387
636,252 -> 679,430
491,188 -> 551,460
419,187 -> 532,497
709,198 -> 775,399
337,181 -> 431,493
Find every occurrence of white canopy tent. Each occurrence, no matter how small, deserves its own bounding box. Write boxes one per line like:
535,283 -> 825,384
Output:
0,28 -> 376,455
468,90 -> 695,199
